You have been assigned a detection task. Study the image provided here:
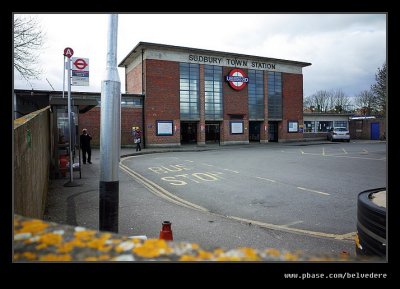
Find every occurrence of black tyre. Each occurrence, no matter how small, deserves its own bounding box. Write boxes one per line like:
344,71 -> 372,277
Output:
356,188 -> 386,258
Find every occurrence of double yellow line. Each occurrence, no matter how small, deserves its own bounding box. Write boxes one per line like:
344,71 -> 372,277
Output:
120,156 -> 355,241
120,157 -> 208,212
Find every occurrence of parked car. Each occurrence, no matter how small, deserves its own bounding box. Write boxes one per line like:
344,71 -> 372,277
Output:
327,127 -> 350,142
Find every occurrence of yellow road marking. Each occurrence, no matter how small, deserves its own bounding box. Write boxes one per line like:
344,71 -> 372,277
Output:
342,148 -> 348,154
297,187 -> 330,196
120,159 -> 208,212
223,169 -> 239,174
228,216 -> 355,240
322,147 -> 326,156
282,220 -> 303,227
256,176 -> 276,183
299,151 -> 384,161
326,155 -> 385,161
256,176 -> 329,197
120,156 -> 355,241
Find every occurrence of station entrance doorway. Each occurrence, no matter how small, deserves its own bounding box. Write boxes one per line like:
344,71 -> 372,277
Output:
205,122 -> 220,143
268,121 -> 279,142
249,121 -> 262,142
180,122 -> 197,144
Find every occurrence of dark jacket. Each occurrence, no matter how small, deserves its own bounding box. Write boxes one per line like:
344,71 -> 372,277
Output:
80,133 -> 92,149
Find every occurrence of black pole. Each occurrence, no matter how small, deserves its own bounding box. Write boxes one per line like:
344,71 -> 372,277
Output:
141,49 -> 145,148
142,94 -> 145,148
99,181 -> 119,232
99,14 -> 120,233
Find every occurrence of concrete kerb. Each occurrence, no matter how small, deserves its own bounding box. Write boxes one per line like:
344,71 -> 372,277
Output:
120,147 -> 216,158
119,139 -> 368,158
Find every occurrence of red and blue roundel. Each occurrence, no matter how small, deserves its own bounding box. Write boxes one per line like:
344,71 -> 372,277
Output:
225,68 -> 249,91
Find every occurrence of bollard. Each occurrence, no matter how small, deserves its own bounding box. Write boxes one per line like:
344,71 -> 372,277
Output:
159,221 -> 173,241
59,155 -> 68,177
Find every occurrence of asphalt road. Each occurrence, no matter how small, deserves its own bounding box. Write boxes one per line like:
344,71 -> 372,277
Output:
45,141 -> 386,256
120,141 -> 386,250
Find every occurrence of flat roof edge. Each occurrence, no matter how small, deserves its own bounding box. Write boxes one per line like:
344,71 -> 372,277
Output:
118,41 -> 312,67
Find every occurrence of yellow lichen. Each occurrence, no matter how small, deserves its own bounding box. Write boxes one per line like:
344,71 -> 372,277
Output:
39,254 -> 72,261
213,248 -> 224,256
283,252 -> 299,261
74,230 -> 96,241
308,256 -> 334,262
111,239 -> 123,244
265,248 -> 281,257
84,256 -> 98,261
85,233 -> 113,252
215,256 -> 241,261
130,238 -> 143,244
84,255 -> 111,261
17,220 -> 49,234
179,255 -> 198,261
57,239 -> 87,253
35,233 -> 63,250
197,250 -> 214,260
191,243 -> 200,250
133,239 -> 173,258
22,252 -> 37,260
97,254 -> 111,261
239,247 -> 260,261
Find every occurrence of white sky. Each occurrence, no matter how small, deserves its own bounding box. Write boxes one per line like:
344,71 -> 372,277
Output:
13,13 -> 386,98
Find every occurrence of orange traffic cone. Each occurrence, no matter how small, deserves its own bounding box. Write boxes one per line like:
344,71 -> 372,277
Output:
159,221 -> 173,241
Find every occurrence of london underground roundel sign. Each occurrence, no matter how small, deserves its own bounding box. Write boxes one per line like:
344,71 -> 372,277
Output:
225,68 -> 249,91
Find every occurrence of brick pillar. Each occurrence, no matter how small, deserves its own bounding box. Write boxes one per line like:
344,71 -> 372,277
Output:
197,65 -> 206,145
260,71 -> 269,143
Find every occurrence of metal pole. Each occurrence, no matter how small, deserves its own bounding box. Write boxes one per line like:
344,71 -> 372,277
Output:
99,14 -> 121,233
64,57 -> 81,187
62,55 -> 65,98
67,58 -> 74,182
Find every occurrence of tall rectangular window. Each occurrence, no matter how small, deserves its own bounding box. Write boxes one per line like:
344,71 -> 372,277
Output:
268,72 -> 282,119
180,63 -> 199,120
248,70 -> 264,120
204,65 -> 223,120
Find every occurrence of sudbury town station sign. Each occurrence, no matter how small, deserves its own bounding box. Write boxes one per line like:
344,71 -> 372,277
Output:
188,54 -> 276,70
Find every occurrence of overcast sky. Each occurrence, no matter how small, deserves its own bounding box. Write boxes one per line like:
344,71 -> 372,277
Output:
13,13 -> 386,98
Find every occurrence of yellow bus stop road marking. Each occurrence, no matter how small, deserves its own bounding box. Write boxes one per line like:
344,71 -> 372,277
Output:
120,156 -> 355,241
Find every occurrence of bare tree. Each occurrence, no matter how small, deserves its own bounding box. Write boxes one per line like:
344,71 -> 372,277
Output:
354,90 -> 376,115
371,62 -> 387,116
313,90 -> 331,112
303,95 -> 316,111
304,89 -> 353,113
331,89 -> 352,112
13,15 -> 45,80
304,90 -> 331,112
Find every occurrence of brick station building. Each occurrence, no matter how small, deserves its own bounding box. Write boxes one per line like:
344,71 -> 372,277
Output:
118,42 -> 311,147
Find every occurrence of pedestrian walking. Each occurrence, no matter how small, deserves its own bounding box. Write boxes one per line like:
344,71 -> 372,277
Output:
80,128 -> 92,164
134,128 -> 142,151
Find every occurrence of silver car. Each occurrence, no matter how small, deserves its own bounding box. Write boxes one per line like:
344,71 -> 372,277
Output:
327,127 -> 350,142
